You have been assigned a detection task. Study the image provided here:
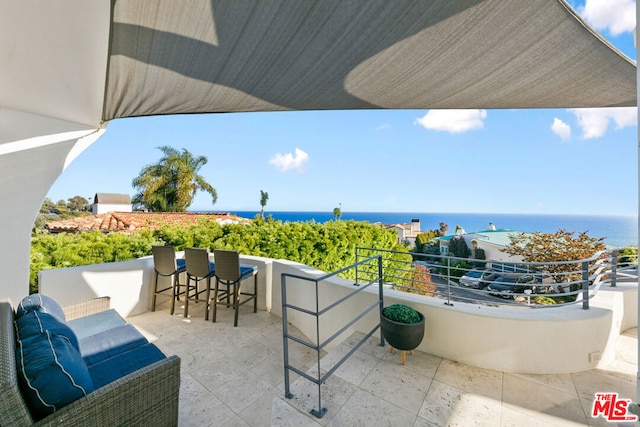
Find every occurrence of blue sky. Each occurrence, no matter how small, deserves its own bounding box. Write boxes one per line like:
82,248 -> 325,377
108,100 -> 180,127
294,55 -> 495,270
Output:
48,0 -> 638,216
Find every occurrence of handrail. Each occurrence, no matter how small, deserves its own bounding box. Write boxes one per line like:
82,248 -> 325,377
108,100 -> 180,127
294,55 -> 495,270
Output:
281,254 -> 383,418
355,247 -> 637,310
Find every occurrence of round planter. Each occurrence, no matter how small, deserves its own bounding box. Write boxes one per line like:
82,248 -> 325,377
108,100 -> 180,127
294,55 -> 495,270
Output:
380,310 -> 425,351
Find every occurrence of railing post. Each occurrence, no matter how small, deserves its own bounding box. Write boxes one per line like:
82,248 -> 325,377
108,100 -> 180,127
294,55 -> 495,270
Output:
378,255 -> 384,346
281,274 -> 292,399
445,256 -> 453,306
311,278 -> 325,418
582,260 -> 589,309
355,247 -> 360,284
610,250 -> 617,287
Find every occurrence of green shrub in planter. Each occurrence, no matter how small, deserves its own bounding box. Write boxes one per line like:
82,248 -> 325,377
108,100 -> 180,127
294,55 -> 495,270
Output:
382,304 -> 421,324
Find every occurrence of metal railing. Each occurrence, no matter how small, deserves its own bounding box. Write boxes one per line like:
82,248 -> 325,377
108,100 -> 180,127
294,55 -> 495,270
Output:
355,247 -> 638,309
281,255 -> 383,418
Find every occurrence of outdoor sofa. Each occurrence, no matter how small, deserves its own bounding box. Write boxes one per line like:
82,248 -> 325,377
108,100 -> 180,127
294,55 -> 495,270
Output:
0,294 -> 180,426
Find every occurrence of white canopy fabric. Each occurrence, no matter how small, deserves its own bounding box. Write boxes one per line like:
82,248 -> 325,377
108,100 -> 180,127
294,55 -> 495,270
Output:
1,0 -> 636,130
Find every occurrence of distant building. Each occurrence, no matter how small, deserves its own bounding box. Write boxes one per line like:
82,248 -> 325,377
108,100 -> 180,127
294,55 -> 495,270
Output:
384,218 -> 421,246
92,193 -> 132,214
439,224 -> 525,263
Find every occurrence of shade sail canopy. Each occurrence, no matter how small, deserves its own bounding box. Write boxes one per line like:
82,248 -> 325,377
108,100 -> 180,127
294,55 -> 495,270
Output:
1,0 -> 636,129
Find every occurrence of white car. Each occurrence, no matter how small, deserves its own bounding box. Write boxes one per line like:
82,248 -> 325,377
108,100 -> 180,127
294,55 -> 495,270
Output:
459,269 -> 493,289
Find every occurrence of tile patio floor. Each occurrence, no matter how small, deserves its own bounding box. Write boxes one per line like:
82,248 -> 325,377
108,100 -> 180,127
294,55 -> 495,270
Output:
128,300 -> 638,426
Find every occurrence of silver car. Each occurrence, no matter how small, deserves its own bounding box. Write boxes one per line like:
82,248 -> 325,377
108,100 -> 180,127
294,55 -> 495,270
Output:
459,269 -> 493,289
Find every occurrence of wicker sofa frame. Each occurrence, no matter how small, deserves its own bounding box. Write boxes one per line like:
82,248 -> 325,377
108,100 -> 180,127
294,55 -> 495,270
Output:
0,297 -> 181,426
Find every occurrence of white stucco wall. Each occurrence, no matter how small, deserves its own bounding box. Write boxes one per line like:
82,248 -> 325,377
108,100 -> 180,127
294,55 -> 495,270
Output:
39,252 -> 272,318
38,255 -> 637,374
93,203 -> 133,214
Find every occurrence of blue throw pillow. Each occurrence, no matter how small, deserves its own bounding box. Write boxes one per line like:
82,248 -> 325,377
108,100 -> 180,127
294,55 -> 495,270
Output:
16,294 -> 66,323
15,330 -> 94,420
15,310 -> 79,351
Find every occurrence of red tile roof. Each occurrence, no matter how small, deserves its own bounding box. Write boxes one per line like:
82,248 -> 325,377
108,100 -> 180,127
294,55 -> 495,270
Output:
45,212 -> 252,233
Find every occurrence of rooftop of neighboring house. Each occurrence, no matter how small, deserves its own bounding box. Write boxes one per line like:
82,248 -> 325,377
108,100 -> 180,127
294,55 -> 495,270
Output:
93,193 -> 132,205
45,211 -> 252,233
378,219 -> 421,238
440,228 -> 521,248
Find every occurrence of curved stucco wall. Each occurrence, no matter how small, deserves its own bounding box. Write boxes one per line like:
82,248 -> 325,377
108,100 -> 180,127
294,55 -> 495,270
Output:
271,259 -> 635,374
39,255 -> 635,374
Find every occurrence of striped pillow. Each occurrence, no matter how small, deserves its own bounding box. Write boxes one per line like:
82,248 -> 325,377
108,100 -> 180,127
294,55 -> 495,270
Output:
15,330 -> 94,420
16,294 -> 66,323
15,310 -> 79,351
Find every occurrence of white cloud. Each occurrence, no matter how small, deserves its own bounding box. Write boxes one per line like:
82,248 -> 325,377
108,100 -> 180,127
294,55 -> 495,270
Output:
269,147 -> 309,172
569,107 -> 637,139
551,118 -> 572,141
375,123 -> 391,131
414,109 -> 487,134
577,0 -> 636,36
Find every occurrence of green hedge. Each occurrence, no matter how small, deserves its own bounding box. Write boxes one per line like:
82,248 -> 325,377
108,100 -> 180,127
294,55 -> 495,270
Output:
30,219 -> 408,293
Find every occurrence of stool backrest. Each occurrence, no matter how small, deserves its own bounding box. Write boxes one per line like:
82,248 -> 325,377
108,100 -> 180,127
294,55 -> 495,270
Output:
152,246 -> 178,276
184,248 -> 212,278
213,249 -> 240,282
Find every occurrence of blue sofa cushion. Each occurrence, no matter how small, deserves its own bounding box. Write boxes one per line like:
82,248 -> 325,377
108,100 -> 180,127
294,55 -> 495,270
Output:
16,294 -> 66,323
79,324 -> 148,366
66,309 -> 127,340
15,310 -> 79,351
15,330 -> 94,420
240,264 -> 258,279
88,343 -> 166,389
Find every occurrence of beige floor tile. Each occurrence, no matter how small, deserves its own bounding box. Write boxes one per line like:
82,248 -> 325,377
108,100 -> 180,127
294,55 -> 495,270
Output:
418,379 -> 502,426
571,369 -> 636,401
328,389 -> 417,427
340,331 -> 389,359
502,374 -> 587,425
320,347 -> 381,386
285,373 -> 358,426
507,371 -> 576,395
359,356 -> 432,415
179,373 -> 236,427
434,359 -> 503,401
222,416 -> 250,427
196,356 -> 251,392
125,305 -> 638,427
211,370 -> 276,414
238,388 -> 283,427
500,405 -> 563,427
271,396 -> 323,426
616,331 -> 638,365
382,346 -> 442,379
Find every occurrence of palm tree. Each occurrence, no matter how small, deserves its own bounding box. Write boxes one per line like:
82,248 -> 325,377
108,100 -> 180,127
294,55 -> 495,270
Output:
333,203 -> 342,220
259,190 -> 269,219
132,146 -> 217,212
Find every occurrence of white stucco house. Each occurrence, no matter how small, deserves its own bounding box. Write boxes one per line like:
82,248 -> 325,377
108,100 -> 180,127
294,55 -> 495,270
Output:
92,193 -> 132,215
384,218 -> 421,246
439,226 -> 525,264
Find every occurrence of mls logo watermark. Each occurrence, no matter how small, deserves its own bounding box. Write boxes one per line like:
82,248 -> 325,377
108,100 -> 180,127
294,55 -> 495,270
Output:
592,392 -> 638,422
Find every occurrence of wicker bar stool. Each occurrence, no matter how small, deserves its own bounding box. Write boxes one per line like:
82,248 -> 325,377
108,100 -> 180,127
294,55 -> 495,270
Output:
184,248 -> 216,318
151,246 -> 186,315
211,249 -> 258,327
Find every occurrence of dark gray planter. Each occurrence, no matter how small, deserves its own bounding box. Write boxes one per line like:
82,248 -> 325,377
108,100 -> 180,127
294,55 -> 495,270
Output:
380,310 -> 425,351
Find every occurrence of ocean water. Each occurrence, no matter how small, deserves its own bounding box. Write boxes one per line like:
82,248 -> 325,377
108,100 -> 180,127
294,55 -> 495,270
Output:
229,211 -> 638,248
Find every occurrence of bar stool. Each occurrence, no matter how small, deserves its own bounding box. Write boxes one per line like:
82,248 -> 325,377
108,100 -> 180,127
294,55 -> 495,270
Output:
184,248 -> 215,318
211,249 -> 258,326
151,245 -> 186,315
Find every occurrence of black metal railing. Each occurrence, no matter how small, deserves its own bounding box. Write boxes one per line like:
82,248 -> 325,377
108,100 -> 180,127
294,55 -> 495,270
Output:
281,254 -> 383,418
355,247 -> 638,309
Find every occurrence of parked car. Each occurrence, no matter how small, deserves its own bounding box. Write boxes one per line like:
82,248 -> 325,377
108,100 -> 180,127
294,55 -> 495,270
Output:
478,272 -> 502,289
459,269 -> 494,289
486,274 -> 538,298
